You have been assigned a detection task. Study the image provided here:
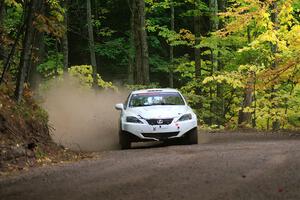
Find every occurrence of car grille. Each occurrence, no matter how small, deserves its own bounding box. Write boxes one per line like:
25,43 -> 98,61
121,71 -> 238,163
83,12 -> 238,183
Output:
146,118 -> 173,125
141,132 -> 179,140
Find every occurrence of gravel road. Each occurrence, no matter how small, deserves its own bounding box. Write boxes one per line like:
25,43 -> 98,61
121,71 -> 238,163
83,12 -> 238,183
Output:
1,132 -> 300,200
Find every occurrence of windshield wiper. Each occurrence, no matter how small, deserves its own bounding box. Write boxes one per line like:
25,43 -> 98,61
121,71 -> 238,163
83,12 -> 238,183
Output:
161,103 -> 177,105
131,104 -> 152,107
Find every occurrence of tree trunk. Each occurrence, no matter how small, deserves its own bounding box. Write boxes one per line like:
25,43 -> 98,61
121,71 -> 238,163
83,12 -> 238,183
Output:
62,0 -> 69,71
270,1 -> 280,130
238,27 -> 254,126
194,0 -> 201,79
139,0 -> 149,84
28,32 -> 44,90
209,0 -> 219,31
0,0 -> 4,32
0,14 -> 25,84
169,0 -> 174,88
27,0 -> 44,89
218,0 -> 226,26
252,72 -> 257,128
0,0 -> 5,61
193,0 -> 203,112
14,0 -> 36,102
133,3 -> 142,85
87,0 -> 98,88
127,0 -> 134,84
133,0 -> 149,85
216,0 -> 226,125
0,0 -> 4,19
238,72 -> 254,126
209,0 -> 219,125
209,0 -> 219,69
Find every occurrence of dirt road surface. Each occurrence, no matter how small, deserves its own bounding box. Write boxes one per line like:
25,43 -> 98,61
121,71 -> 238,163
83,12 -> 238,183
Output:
1,132 -> 300,200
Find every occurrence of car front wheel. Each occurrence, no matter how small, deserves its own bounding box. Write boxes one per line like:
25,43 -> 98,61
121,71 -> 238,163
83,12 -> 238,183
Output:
185,128 -> 198,145
119,131 -> 131,149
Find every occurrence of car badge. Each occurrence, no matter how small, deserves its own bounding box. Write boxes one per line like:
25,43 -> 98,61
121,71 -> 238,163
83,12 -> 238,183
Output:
157,119 -> 163,125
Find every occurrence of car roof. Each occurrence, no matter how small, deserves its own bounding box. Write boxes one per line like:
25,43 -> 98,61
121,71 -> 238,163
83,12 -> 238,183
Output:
131,88 -> 180,94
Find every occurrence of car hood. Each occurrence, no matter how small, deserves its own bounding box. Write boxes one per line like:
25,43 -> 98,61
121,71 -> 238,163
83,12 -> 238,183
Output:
127,106 -> 190,119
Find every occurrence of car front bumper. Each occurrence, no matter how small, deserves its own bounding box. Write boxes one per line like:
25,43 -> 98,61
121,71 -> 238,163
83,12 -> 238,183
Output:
121,119 -> 197,141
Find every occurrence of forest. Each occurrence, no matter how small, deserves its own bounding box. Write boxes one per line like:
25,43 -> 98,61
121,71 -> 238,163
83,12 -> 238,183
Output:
0,0 -> 300,131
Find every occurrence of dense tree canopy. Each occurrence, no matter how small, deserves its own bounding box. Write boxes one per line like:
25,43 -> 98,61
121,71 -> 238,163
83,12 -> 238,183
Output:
0,0 -> 299,130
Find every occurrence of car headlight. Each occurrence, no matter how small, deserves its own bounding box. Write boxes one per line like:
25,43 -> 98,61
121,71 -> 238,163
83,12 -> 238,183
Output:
126,116 -> 143,124
177,113 -> 192,121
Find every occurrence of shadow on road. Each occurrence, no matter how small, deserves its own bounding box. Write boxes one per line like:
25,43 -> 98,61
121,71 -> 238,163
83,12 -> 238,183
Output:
129,132 -> 300,150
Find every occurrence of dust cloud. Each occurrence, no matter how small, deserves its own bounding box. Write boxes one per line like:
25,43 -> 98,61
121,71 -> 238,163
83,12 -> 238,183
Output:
41,77 -> 128,151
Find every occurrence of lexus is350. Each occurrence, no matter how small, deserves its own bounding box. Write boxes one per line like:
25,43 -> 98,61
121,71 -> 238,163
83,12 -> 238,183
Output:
115,88 -> 198,149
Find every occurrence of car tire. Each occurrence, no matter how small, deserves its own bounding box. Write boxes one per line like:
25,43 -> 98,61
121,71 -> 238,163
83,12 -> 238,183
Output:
119,131 -> 131,149
186,128 -> 198,145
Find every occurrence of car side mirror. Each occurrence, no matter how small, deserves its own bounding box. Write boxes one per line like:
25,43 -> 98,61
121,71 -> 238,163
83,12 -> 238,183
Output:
115,103 -> 124,110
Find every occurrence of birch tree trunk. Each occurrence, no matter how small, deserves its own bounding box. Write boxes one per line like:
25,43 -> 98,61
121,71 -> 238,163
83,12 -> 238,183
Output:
87,0 -> 98,88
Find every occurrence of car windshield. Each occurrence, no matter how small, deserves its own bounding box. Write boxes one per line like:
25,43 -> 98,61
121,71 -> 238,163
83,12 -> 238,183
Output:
129,92 -> 185,107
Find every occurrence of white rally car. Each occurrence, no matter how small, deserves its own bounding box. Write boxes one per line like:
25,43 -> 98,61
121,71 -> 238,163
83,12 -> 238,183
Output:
115,88 -> 198,149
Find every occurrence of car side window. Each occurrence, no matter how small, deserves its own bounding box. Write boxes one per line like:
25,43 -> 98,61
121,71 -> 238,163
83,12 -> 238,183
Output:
124,93 -> 131,110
